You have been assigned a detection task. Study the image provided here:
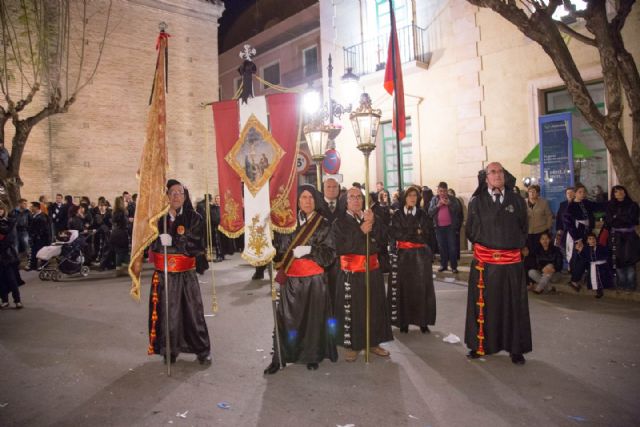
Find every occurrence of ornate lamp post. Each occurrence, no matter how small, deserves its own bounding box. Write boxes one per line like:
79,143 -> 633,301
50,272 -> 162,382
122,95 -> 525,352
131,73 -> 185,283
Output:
349,93 -> 381,363
303,121 -> 331,188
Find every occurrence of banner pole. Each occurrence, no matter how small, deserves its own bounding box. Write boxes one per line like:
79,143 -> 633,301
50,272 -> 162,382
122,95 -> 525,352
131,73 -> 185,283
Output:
163,214 -> 171,376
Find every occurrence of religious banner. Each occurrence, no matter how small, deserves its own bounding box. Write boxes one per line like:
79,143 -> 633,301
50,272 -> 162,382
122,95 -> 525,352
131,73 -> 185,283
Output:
231,97 -> 282,265
266,93 -> 300,233
212,100 -> 244,238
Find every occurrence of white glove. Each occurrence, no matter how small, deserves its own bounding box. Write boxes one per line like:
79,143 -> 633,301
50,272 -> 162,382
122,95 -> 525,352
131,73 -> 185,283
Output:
160,233 -> 172,247
293,245 -> 311,258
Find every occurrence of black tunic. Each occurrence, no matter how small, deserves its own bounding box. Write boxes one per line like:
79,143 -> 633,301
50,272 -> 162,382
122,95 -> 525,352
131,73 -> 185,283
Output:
465,190 -> 532,355
332,213 -> 393,351
603,199 -> 640,268
148,208 -> 211,359
272,214 -> 338,365
318,197 -> 347,304
388,207 -> 436,328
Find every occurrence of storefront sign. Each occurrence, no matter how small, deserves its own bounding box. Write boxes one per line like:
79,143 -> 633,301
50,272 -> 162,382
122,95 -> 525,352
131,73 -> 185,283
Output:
539,112 -> 573,215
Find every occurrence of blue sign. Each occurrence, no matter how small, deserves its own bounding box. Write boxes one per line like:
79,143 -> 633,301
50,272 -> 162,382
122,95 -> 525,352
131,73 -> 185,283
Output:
539,112 -> 573,215
322,149 -> 341,174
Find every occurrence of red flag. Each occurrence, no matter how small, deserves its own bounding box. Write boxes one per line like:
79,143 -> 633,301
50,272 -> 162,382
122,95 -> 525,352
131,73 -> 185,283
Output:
383,8 -> 406,141
128,32 -> 170,301
267,93 -> 299,234
212,101 -> 244,238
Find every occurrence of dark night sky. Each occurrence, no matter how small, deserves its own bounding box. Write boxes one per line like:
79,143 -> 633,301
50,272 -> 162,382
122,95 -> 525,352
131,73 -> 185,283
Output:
218,0 -> 257,52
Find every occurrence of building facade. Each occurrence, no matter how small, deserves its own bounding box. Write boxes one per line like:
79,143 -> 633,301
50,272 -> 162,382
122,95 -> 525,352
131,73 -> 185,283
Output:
16,0 -> 224,203
318,0 -> 640,200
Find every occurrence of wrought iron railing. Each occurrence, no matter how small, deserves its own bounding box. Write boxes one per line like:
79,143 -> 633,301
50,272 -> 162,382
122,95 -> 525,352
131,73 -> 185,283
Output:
343,24 -> 430,77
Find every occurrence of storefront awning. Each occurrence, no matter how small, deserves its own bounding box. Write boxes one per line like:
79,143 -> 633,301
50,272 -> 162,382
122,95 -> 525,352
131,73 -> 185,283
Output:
521,138 -> 595,165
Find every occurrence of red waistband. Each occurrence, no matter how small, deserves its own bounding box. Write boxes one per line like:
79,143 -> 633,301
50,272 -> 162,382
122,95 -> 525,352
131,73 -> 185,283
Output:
152,252 -> 196,272
397,241 -> 426,249
286,258 -> 324,277
340,254 -> 379,273
473,244 -> 521,264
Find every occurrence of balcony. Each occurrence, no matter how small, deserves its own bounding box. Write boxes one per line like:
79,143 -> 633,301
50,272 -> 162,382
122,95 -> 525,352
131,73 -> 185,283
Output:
343,24 -> 431,77
281,66 -> 322,89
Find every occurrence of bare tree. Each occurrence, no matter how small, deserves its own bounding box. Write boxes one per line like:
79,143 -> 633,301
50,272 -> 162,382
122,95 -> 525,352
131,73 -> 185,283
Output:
0,0 -> 112,208
465,0 -> 640,201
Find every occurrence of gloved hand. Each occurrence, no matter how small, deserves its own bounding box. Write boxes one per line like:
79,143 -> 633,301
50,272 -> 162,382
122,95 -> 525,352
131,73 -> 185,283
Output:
160,233 -> 172,247
293,245 -> 311,258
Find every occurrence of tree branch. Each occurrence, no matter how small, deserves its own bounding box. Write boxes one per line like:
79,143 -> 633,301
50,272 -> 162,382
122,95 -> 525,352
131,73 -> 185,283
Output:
555,20 -> 597,46
610,0 -> 634,33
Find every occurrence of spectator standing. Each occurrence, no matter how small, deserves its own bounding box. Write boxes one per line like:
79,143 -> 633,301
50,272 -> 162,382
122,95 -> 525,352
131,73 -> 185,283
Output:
13,198 -> 31,257
447,188 -> 465,261
526,185 -> 554,251
428,182 -> 462,273
49,193 -> 68,236
38,195 -> 49,216
602,185 -> 640,292
0,203 -> 22,309
27,202 -> 51,271
103,196 -> 129,273
555,187 -> 575,253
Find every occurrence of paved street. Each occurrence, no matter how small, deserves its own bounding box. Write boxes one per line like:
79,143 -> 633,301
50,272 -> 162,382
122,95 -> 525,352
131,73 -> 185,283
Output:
1,255 -> 639,427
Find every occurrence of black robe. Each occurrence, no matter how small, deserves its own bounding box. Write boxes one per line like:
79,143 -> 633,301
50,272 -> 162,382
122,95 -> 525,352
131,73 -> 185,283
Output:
465,190 -> 532,355
318,197 -> 347,305
603,199 -> 640,268
272,214 -> 338,365
388,207 -> 436,328
148,208 -> 211,359
332,213 -> 393,351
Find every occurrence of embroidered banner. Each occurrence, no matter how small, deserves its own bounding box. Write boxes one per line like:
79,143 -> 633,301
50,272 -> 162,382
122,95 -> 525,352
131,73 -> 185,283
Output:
266,93 -> 300,234
212,100 -> 244,238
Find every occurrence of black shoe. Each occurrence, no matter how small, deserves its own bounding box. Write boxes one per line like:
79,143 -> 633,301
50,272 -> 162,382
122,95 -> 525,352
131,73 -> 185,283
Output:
163,354 -> 177,364
452,269 -> 459,274
263,362 -> 281,375
511,353 -> 526,365
399,326 -> 409,333
252,272 -> 264,280
197,353 -> 212,365
437,267 -> 447,272
569,281 -> 581,292
467,350 -> 481,359
595,289 -> 604,299
420,326 -> 431,334
306,363 -> 319,370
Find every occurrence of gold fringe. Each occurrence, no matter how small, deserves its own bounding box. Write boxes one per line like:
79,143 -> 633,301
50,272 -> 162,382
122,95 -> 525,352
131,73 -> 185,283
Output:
271,223 -> 296,234
241,249 -> 276,267
218,224 -> 245,239
128,203 -> 169,302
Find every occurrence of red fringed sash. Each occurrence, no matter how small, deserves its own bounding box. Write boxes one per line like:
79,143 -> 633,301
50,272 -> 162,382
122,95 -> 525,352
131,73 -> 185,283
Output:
397,241 -> 426,249
148,272 -> 160,355
152,252 -> 196,272
472,243 -> 522,355
286,258 -> 324,277
340,254 -> 380,273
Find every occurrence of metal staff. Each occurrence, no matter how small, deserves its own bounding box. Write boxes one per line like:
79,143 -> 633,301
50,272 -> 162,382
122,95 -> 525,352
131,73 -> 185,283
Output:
269,261 -> 285,369
364,153 -> 371,363
163,214 -> 171,376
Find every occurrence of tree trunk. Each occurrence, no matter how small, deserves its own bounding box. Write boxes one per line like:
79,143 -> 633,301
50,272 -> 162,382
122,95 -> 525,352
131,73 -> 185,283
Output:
0,124 -> 33,209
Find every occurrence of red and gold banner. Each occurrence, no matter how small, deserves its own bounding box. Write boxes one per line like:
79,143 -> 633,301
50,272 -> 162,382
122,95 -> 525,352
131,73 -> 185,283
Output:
128,32 -> 170,301
266,93 -> 300,234
212,101 -> 244,237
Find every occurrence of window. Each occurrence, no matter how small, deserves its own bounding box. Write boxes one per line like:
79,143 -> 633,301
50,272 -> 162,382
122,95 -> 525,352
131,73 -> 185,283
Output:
303,46 -> 318,77
544,82 -> 608,202
381,118 -> 412,194
262,62 -> 280,89
375,0 -> 409,33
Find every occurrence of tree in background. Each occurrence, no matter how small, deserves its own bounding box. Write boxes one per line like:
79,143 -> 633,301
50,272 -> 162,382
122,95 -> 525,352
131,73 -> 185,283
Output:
466,0 -> 639,200
0,1 -> 112,208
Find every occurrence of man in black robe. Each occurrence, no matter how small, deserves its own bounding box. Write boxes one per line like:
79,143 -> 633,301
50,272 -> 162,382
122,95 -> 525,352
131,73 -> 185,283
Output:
333,187 -> 393,362
317,176 -> 346,305
148,179 -> 211,365
465,162 -> 531,365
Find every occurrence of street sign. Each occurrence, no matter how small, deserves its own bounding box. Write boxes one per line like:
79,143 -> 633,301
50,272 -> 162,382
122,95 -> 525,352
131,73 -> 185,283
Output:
296,151 -> 311,175
322,149 -> 341,174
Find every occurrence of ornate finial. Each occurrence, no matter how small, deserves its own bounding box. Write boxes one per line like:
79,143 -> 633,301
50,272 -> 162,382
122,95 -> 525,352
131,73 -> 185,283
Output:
239,44 -> 257,61
158,21 -> 168,32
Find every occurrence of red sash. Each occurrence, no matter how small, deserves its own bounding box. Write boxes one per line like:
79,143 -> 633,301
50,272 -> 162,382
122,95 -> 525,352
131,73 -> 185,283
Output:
286,258 -> 324,277
473,244 -> 521,264
397,241 -> 426,249
340,254 -> 380,273
472,243 -> 522,356
152,252 -> 196,272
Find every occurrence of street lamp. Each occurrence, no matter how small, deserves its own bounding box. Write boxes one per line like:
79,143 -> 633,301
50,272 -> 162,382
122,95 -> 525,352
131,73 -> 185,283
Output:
349,92 -> 381,364
303,120 -> 331,188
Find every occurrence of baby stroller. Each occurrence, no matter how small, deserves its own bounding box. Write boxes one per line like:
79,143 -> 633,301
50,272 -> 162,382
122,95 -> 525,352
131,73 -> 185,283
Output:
37,230 -> 92,281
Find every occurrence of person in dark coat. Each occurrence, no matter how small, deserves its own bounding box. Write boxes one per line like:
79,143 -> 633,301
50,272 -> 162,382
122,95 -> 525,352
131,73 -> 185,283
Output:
100,196 -> 129,271
148,179 -> 211,365
602,185 -> 640,292
527,231 -> 564,294
428,181 -> 463,273
27,202 -> 51,271
317,176 -> 346,305
333,187 -> 393,362
371,190 -> 393,273
465,162 -> 531,365
0,203 -> 22,309
388,185 -> 436,334
554,187 -> 575,256
563,183 -> 603,291
264,185 -> 338,374
49,193 -> 68,236
576,233 -> 612,298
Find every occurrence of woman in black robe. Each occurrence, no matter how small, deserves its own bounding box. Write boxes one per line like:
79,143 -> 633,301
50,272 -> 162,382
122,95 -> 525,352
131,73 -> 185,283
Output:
602,185 -> 640,292
264,185 -> 338,374
388,185 -> 436,333
371,190 -> 392,273
333,187 -> 393,362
